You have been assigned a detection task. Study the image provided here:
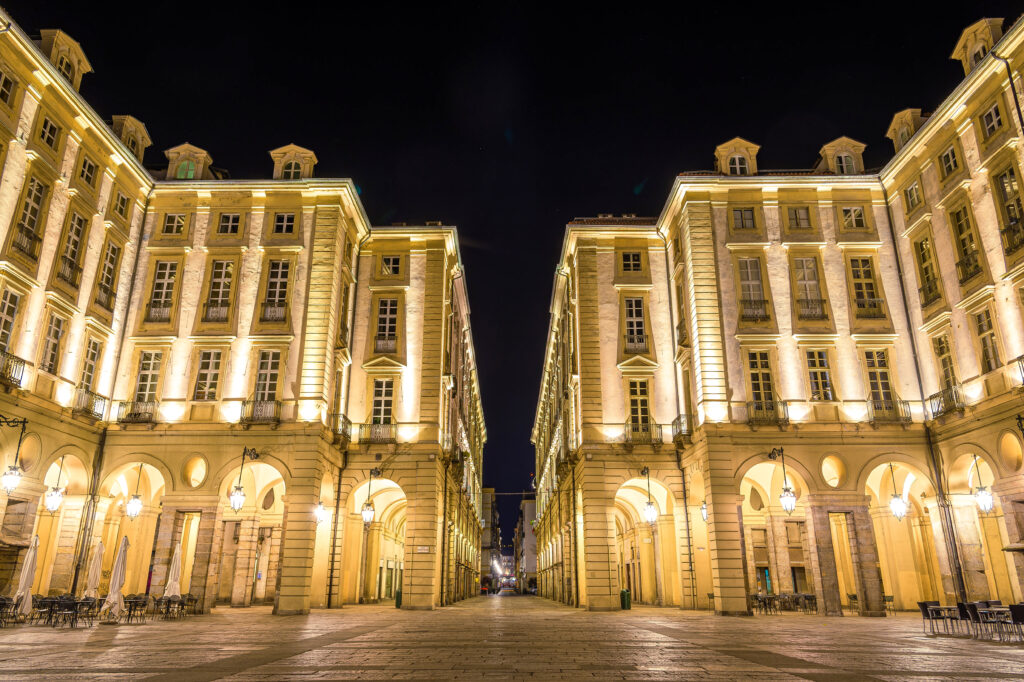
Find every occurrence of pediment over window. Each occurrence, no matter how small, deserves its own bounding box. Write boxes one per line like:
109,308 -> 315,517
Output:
815,137 -> 866,175
951,18 -> 1003,76
36,29 -> 92,91
363,355 -> 406,372
269,144 -> 318,180
714,137 -> 760,176
885,109 -> 930,153
111,115 -> 152,162
164,143 -> 213,180
617,355 -> 660,373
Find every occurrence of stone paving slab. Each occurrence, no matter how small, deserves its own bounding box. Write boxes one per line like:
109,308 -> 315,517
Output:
0,594 -> 1022,680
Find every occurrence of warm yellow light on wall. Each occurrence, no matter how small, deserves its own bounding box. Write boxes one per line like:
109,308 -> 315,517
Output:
841,402 -> 869,422
55,381 -> 74,407
786,402 -> 811,422
298,400 -> 323,422
398,424 -> 420,442
962,379 -> 984,404
221,401 -> 242,423
160,401 -> 186,422
601,424 -> 624,440
702,401 -> 728,423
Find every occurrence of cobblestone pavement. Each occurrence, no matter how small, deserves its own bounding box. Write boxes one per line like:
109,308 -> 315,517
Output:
1,593 -> 1023,680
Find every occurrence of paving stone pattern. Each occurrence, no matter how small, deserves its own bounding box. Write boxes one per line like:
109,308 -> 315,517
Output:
1,594 -> 1023,680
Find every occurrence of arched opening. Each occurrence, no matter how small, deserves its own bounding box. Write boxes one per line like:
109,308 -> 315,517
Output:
613,476 -> 680,606
342,477 -> 406,604
215,460 -> 286,606
32,453 -> 89,595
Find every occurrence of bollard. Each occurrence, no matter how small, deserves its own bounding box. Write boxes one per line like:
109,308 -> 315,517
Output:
395,590 -> 402,609
620,589 -> 632,610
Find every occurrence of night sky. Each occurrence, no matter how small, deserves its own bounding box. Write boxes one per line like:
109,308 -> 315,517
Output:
12,2 -> 1022,544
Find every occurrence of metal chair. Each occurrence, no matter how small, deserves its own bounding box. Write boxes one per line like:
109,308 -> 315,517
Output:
883,595 -> 895,614
1008,604 -> 1024,642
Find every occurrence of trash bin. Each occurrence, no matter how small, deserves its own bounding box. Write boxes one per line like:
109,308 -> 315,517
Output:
620,589 -> 631,610
395,590 -> 402,609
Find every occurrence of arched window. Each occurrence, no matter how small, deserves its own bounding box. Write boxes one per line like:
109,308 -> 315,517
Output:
175,159 -> 196,180
835,153 -> 855,174
56,55 -> 74,81
282,161 -> 301,180
728,155 -> 749,175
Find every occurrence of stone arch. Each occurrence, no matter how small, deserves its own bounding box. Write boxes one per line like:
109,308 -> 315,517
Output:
733,452 -> 817,494
211,451 -> 293,495
99,452 -> 176,497
853,452 -> 937,497
38,443 -> 92,490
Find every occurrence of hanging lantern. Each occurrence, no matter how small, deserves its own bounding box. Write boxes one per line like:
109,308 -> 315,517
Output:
975,486 -> 994,513
779,486 -> 797,515
0,415 -> 27,496
1,465 -> 21,495
361,500 -> 375,525
229,485 -> 246,512
889,493 -> 907,520
643,500 -> 658,525
314,501 -> 330,524
700,500 -> 708,522
125,494 -> 144,519
44,486 -> 63,513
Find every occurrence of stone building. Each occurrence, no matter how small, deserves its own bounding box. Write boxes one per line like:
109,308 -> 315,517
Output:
533,17 -> 1024,614
513,498 -> 537,593
480,487 -> 500,590
0,11 -> 485,614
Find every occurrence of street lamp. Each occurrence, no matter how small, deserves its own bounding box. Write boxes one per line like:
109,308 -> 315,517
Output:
887,463 -> 907,521
314,501 -> 330,524
767,447 -> 796,515
125,462 -> 144,520
700,500 -> 708,522
44,455 -> 65,513
229,447 -> 259,512
972,454 -> 994,514
0,414 -> 28,495
362,467 -> 381,526
640,466 -> 658,525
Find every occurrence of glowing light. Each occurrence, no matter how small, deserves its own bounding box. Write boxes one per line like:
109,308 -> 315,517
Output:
398,424 -> 420,442
160,401 -> 186,422
2,466 -> 21,495
314,501 -> 330,524
601,425 -> 624,440
962,380 -> 984,403
55,382 -> 74,407
125,494 -> 143,519
779,487 -> 797,515
299,400 -> 322,422
44,487 -> 63,513
889,494 -> 907,520
700,501 -> 707,522
220,401 -> 242,423
841,402 -> 869,422
703,402 -> 728,423
975,486 -> 994,513
643,500 -> 658,525
229,485 -> 246,512
361,501 -> 375,524
786,402 -> 811,422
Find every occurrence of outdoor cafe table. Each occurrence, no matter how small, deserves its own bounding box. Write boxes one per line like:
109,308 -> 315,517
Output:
926,604 -> 958,633
978,606 -> 1011,640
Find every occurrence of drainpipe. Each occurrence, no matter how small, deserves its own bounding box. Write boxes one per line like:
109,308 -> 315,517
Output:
880,184 -> 968,603
680,466 -> 698,609
569,464 -> 579,607
326,464 -> 342,608
440,456 -> 450,606
991,52 -> 1024,135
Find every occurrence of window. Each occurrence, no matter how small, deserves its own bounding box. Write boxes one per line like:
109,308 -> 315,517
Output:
621,252 -> 642,272
265,260 -> 289,303
738,257 -> 764,301
0,70 -> 15,106
793,257 -> 824,319
982,103 -> 1003,138
207,261 -> 233,306
850,257 -> 881,316
126,136 -> 138,155
218,213 -> 240,234
995,167 -> 1023,230
897,127 -> 910,146
972,46 -> 987,66
865,350 -> 893,403
113,192 -> 130,219
381,255 -> 401,276
282,161 -> 301,180
806,350 -> 834,401
149,261 -> 177,305
39,117 -> 59,150
624,297 -> 645,344
193,349 -> 222,400
16,177 -> 48,234
377,298 -> 398,338
162,213 -> 186,235
975,309 -> 1001,373
371,378 -> 394,423
56,54 -> 74,81
939,146 -> 959,178
175,160 -> 196,179
932,335 -> 957,390
732,208 -> 755,230
0,290 -> 19,352
39,314 -> 64,374
79,156 -> 97,187
904,183 -> 922,212
80,338 -> 101,391
747,351 -> 775,405
841,207 -> 866,230
253,350 -> 280,401
728,155 -> 748,175
134,351 -> 162,402
58,212 -> 87,285
627,379 -> 651,426
273,213 -> 295,234
835,154 -> 855,174
915,238 -> 940,304
787,207 -> 811,229
96,242 -> 120,309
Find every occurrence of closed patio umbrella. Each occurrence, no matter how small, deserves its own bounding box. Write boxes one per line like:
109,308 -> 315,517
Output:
101,536 -> 129,619
163,542 -> 182,598
84,540 -> 104,598
14,535 -> 38,617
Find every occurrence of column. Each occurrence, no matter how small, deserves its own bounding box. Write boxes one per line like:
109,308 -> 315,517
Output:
230,517 -> 259,606
46,495 -> 86,594
578,464 -> 618,610
194,502 -> 225,613
992,478 -> 1024,602
766,513 -> 794,594
805,501 -> 842,615
704,440 -> 750,615
848,506 -> 885,617
147,506 -> 185,599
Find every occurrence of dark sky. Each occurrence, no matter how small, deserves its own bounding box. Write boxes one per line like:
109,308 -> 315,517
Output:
12,2 -> 1022,543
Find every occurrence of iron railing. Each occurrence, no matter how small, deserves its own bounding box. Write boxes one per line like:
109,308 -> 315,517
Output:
0,350 -> 24,389
338,322 -> 349,348
747,400 -> 789,426
260,301 -> 287,323
624,334 -> 648,354
956,251 -> 983,284
73,387 -> 106,419
145,300 -> 172,323
671,414 -> 690,444
1001,223 -> 1024,256
739,298 -> 770,322
203,302 -> 229,323
11,227 -> 40,260
623,420 -> 662,445
334,413 -> 352,445
375,335 -> 397,354
853,297 -> 885,319
360,422 -> 397,443
675,320 -> 688,347
919,278 -> 941,307
928,384 -> 964,418
796,298 -> 828,320
867,397 -> 912,423
56,256 -> 82,287
95,284 -> 115,312
241,399 -> 281,424
117,400 -> 157,423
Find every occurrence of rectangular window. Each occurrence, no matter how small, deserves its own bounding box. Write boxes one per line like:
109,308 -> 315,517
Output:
114,192 -> 130,219
621,252 -> 642,272
787,207 -> 811,229
79,156 -> 97,187
377,298 -> 398,337
80,338 -> 101,391
627,379 -> 651,426
372,378 -> 394,423
850,257 -> 877,302
207,261 -> 233,305
904,183 -> 922,212
254,350 -> 280,401
940,146 -> 959,177
162,213 -> 186,235
806,350 -> 834,401
0,70 -> 15,106
624,297 -> 645,340
265,260 -> 289,302
793,257 -> 821,301
381,255 -> 401,276
150,261 -> 177,304
134,351 -> 162,402
39,117 -> 59,150
39,314 -> 64,375
273,212 -> 295,234
733,208 -> 755,230
17,177 -> 47,234
975,309 -> 1001,373
995,167 -> 1023,229
747,351 -> 774,404
915,237 -> 940,304
0,290 -> 19,353
932,335 -> 957,390
96,242 -> 120,309
865,350 -> 893,402
982,104 -> 1003,137
738,257 -> 764,300
218,213 -> 240,234
193,349 -> 222,400
841,207 -> 866,230
63,212 -> 87,266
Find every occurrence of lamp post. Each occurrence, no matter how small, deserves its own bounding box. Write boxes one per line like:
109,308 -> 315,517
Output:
229,447 -> 259,512
44,455 -> 65,513
972,454 -> 994,514
640,466 -> 657,525
125,463 -> 144,520
0,414 -> 28,495
767,447 -> 796,515
358,467 -> 381,603
700,500 -> 708,522
887,463 -> 907,521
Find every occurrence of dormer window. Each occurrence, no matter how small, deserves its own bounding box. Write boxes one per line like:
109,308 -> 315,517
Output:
897,127 -> 910,146
127,136 -> 138,155
972,46 -> 987,66
56,54 -> 74,81
282,161 -> 301,180
175,159 -> 196,179
835,154 -> 855,174
728,155 -> 749,175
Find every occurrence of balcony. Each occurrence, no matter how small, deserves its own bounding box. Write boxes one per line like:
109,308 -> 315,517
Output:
11,227 -> 40,260
671,414 -> 690,445
796,298 -> 828,321
95,284 -> 115,312
623,420 -> 662,446
919,278 -> 941,307
203,302 -> 229,323
374,334 -> 397,354
853,297 -> 885,319
739,298 -> 770,322
117,400 -> 157,424
747,400 -> 789,426
1001,223 -> 1024,256
56,256 -> 82,287
956,251 -> 983,284
337,321 -> 349,348
241,399 -> 281,424
0,351 -> 25,389
928,384 -> 964,418
260,301 -> 287,323
145,300 -> 172,323
675,320 -> 688,348
333,413 -> 352,445
360,422 -> 396,444
867,397 -> 911,424
624,333 -> 648,354
73,387 -> 106,419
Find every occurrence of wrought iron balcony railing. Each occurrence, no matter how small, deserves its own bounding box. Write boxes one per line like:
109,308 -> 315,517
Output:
867,397 -> 911,424
1001,223 -> 1024,256
337,321 -> 349,348
56,256 -> 82,287
853,297 -> 886,319
117,400 -> 157,423
796,298 -> 828,320
333,413 -> 352,445
11,227 -> 40,260
624,334 -> 648,354
739,298 -> 770,322
374,334 -> 397,354
747,400 -> 789,426
203,302 -> 230,323
360,422 -> 396,443
919,278 -> 941,307
956,251 -> 983,284
241,399 -> 281,424
95,284 -> 115,312
928,384 -> 964,418
675,320 -> 688,348
260,300 -> 287,323
73,387 -> 106,419
0,350 -> 25,389
145,300 -> 172,323
671,414 -> 691,444
623,420 -> 662,445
